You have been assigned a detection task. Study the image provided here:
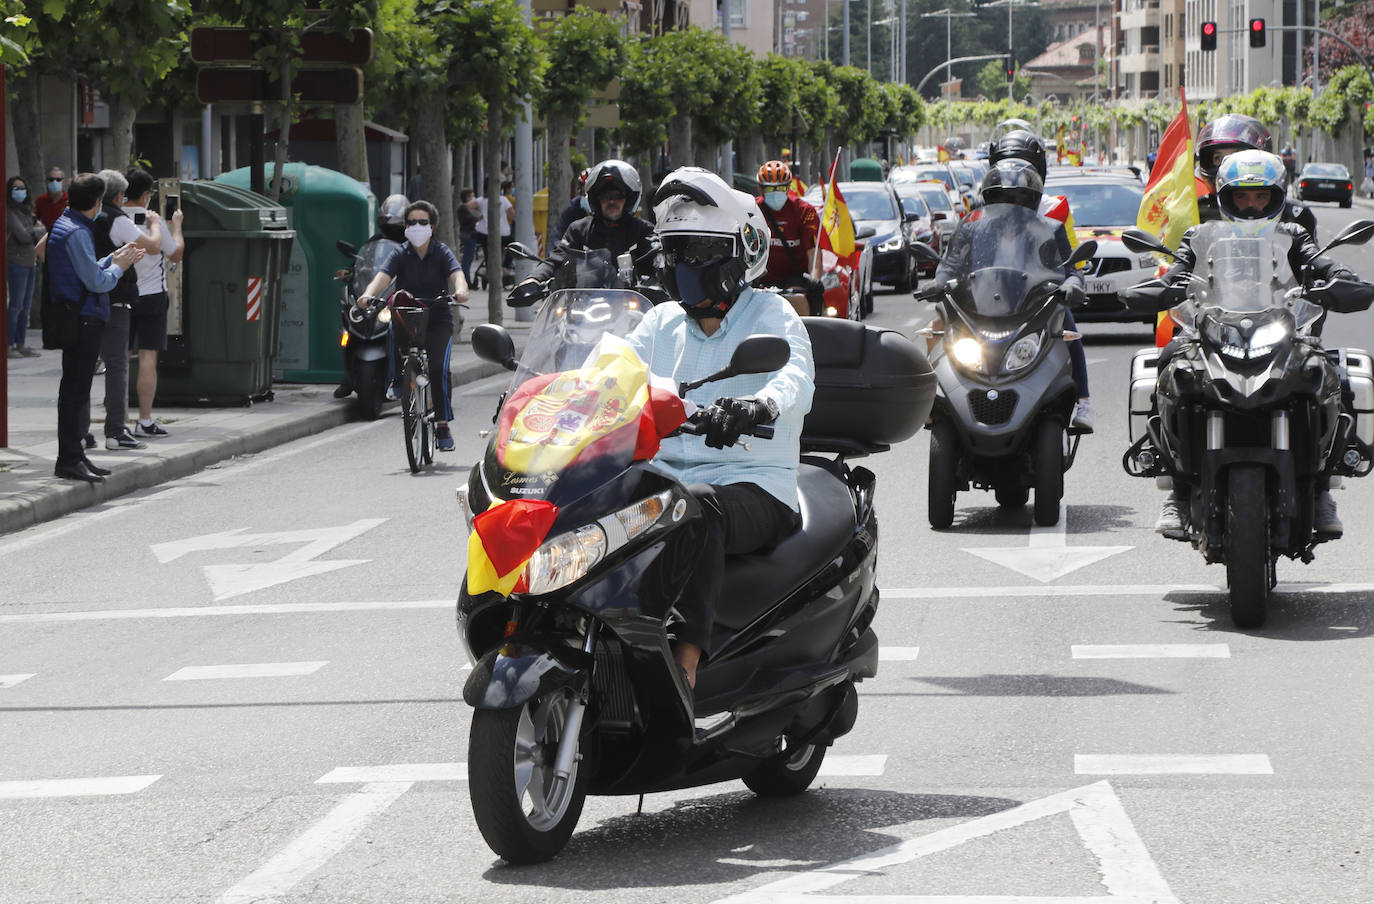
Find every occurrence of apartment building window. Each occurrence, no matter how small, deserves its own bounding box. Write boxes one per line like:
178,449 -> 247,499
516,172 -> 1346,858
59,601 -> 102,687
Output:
721,0 -> 747,29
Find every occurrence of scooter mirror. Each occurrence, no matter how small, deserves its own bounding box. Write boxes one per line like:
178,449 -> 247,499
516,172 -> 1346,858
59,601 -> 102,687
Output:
506,242 -> 540,262
729,335 -> 791,375
1120,229 -> 1176,260
1065,240 -> 1099,270
1319,219 -> 1374,255
908,241 -> 941,263
337,240 -> 358,258
472,324 -> 518,371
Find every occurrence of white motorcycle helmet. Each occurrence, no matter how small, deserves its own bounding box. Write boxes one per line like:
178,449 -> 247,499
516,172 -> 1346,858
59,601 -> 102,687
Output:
652,167 -> 770,318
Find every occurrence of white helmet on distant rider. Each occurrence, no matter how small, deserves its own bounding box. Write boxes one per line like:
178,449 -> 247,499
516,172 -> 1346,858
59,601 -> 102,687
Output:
652,167 -> 771,320
1215,149 -> 1288,236
377,193 -> 409,241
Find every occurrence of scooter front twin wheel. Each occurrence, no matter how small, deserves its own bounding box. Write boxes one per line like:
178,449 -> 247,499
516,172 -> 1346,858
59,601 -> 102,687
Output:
468,691 -> 590,864
928,420 -> 959,529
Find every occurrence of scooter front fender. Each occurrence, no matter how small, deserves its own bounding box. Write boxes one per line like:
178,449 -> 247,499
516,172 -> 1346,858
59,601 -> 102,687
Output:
353,343 -> 389,362
463,640 -> 592,710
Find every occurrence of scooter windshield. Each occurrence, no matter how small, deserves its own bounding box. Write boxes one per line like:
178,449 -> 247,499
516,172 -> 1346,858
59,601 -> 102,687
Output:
935,204 -> 1066,317
1186,221 -> 1301,316
553,248 -> 626,291
352,238 -> 403,299
486,288 -> 667,503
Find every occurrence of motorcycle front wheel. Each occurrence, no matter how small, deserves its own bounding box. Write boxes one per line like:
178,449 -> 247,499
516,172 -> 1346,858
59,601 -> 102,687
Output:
744,741 -> 827,796
354,359 -> 385,421
1225,464 -> 1271,628
468,692 -> 590,864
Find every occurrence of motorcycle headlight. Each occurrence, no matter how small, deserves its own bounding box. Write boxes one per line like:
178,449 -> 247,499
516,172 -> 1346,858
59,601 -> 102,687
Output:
377,306 -> 392,324
820,271 -> 840,290
951,336 -> 984,371
878,236 -> 903,253
524,525 -> 606,595
1003,333 -> 1042,373
1247,320 -> 1290,358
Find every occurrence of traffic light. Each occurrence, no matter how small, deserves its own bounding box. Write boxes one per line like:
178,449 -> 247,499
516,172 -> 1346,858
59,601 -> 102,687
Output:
1005,52 -> 1015,83
1201,21 -> 1217,51
1249,18 -> 1266,47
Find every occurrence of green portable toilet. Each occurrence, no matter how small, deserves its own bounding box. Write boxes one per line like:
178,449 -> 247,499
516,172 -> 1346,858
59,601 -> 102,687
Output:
851,158 -> 885,181
142,181 -> 294,405
217,163 -> 375,383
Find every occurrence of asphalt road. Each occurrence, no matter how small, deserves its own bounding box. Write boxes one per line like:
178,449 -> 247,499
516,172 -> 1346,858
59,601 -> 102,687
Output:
3,202 -> 1374,903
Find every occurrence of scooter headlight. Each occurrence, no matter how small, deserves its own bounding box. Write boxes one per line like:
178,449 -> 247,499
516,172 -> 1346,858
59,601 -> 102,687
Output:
951,336 -> 984,371
1003,332 -> 1042,373
524,524 -> 607,595
377,306 -> 392,324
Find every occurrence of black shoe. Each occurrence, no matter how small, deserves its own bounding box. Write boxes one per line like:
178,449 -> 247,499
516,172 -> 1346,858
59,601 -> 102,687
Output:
332,383 -> 353,399
81,458 -> 112,477
54,461 -> 104,483
83,432 -> 97,449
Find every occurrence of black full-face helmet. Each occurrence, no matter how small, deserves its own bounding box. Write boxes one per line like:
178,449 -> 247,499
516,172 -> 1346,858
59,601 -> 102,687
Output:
989,129 -> 1048,182
980,158 -> 1044,210
1195,114 -> 1273,184
584,159 -> 641,221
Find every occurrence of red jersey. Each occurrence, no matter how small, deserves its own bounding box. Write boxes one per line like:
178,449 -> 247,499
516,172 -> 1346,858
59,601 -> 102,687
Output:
35,192 -> 67,231
755,193 -> 820,286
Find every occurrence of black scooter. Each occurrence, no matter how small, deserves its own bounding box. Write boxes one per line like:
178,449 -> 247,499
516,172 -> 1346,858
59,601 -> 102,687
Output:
334,237 -> 401,419
457,287 -> 931,863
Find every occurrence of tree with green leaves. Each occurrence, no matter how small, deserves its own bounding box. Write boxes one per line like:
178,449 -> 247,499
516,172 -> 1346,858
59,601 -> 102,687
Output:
691,36 -> 760,173
536,9 -> 625,242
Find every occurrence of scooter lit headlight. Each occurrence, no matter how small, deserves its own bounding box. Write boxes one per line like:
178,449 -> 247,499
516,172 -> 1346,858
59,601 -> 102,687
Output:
377,306 -> 392,324
524,524 -> 607,595
951,337 -> 984,370
1002,333 -> 1042,373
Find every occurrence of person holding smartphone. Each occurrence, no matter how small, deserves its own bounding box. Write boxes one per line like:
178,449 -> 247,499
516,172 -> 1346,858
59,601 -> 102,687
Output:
120,168 -> 184,438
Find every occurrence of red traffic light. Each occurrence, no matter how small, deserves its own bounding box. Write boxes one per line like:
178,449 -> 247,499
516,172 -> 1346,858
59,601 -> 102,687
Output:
1203,22 -> 1216,35
1249,17 -> 1266,47
1201,20 -> 1217,51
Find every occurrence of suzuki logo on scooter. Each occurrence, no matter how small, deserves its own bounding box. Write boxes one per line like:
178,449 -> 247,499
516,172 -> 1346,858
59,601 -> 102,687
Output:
987,389 -> 1000,401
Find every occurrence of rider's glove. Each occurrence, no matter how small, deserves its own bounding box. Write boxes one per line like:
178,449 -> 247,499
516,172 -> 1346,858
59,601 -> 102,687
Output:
508,278 -> 545,308
801,273 -> 825,316
703,397 -> 775,449
1063,283 -> 1087,309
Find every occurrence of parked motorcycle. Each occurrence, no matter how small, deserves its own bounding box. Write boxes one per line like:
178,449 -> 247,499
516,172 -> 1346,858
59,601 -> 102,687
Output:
1120,219 -> 1374,627
457,286 -> 933,863
913,203 -> 1097,527
334,237 -> 402,419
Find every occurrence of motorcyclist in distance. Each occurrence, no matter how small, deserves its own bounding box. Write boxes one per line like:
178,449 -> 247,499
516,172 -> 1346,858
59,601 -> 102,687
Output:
1153,150 -> 1363,536
509,158 -> 657,307
1194,114 -> 1317,236
753,159 -> 824,319
333,193 -> 409,399
625,166 -> 815,694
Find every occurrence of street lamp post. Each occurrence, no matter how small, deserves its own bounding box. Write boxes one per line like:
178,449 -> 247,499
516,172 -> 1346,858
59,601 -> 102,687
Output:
922,7 -> 977,107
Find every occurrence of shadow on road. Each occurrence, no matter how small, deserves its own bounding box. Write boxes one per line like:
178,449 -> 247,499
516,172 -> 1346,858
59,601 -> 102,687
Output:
1166,585 -> 1374,641
941,503 -> 1137,537
866,673 -> 1171,697
479,786 -> 1021,887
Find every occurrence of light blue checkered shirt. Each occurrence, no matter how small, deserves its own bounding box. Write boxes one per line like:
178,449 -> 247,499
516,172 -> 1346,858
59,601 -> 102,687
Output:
627,288 -> 815,511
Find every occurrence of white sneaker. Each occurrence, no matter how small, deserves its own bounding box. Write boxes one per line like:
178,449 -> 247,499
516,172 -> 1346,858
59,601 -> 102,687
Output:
1314,491 -> 1343,537
1071,397 -> 1095,433
1155,492 -> 1185,533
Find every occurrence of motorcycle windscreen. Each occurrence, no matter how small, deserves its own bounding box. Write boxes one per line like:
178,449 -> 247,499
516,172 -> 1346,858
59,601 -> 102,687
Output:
1185,221 -> 1298,315
550,248 -> 625,291
352,238 -> 404,300
935,204 -> 1065,317
485,289 -> 683,503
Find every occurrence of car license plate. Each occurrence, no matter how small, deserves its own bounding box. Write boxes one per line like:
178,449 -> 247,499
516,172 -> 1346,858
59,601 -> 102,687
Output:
1088,278 -> 1115,295
1318,182 -> 1335,189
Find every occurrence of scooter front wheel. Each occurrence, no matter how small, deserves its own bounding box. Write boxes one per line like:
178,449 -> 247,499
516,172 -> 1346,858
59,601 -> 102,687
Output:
468,692 -> 590,864
928,420 -> 959,529
354,359 -> 385,421
744,742 -> 827,796
1033,419 -> 1064,526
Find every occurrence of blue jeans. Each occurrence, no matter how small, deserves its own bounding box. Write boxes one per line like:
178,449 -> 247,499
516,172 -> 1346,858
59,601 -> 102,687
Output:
7,262 -> 37,347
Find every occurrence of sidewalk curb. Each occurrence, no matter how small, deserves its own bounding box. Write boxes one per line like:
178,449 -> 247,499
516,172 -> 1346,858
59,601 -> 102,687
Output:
0,355 -> 511,536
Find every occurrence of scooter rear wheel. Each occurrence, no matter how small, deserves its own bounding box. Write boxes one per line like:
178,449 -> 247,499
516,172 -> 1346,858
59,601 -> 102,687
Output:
743,742 -> 827,796
469,692 -> 590,864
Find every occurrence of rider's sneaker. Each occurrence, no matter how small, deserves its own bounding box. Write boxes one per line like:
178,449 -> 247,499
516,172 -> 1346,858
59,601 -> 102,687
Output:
385,383 -> 399,402
1315,491 -> 1343,537
1071,397 -> 1095,433
436,425 -> 455,452
1155,490 -> 1186,534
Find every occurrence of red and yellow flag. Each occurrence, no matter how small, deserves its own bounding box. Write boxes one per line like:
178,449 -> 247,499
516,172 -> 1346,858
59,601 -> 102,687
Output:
1136,88 -> 1200,346
817,149 -> 858,268
937,145 -> 950,163
467,499 -> 560,597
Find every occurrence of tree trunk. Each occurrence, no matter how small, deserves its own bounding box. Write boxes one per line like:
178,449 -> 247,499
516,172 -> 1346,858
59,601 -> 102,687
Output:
545,113 -> 575,244
742,131 -> 764,183
12,70 -> 44,192
335,102 -> 370,185
635,155 -> 655,220
668,115 -> 692,168
107,95 -> 137,172
486,104 -> 507,326
412,87 -> 455,249
270,56 -> 294,202
694,138 -> 718,171
457,142 -> 474,193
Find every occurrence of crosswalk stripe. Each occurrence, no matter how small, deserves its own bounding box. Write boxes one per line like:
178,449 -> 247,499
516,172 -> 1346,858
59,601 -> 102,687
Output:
1075,754 -> 1273,775
164,661 -> 329,681
818,755 -> 887,776
1072,644 -> 1231,659
317,764 -> 467,784
0,775 -> 162,799
879,646 -> 920,661
0,674 -> 35,688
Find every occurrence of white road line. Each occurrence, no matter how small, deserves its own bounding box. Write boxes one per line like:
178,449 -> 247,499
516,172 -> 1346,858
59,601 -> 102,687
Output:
216,781 -> 411,904
879,646 -> 920,661
885,584 -> 1221,599
164,661 -> 329,681
1075,754 -> 1273,775
0,674 -> 35,688
0,600 -> 451,624
317,763 -> 467,784
817,755 -> 887,777
1072,644 -> 1231,659
0,774 -> 162,799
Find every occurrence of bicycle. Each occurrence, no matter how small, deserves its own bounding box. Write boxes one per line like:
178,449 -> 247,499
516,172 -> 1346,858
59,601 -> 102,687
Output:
388,290 -> 464,473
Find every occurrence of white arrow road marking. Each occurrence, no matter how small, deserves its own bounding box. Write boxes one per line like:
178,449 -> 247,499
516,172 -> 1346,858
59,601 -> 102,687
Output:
963,514 -> 1133,583
1072,644 -> 1230,659
150,518 -> 387,601
0,775 -> 161,799
711,780 -> 1179,904
880,647 -> 920,661
1076,754 -> 1273,775
0,674 -> 35,688
317,763 -> 468,784
163,661 -> 329,681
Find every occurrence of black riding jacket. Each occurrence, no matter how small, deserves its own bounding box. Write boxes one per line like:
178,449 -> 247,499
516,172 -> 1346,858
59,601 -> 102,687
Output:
530,213 -> 656,284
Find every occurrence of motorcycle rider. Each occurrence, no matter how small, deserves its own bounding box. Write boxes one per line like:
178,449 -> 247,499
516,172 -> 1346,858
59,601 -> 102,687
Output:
753,159 -> 825,318
626,166 -> 815,693
334,193 -> 408,399
356,200 -> 470,452
1194,114 -> 1317,236
550,168 -> 590,245
1153,150 -> 1362,536
509,159 -> 657,306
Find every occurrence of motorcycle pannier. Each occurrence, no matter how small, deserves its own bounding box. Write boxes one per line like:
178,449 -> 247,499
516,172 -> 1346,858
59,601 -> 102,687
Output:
1343,348 -> 1374,446
1129,347 -> 1159,444
801,318 -> 936,454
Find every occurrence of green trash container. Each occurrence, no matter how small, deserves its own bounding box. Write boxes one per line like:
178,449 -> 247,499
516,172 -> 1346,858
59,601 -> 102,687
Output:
850,158 -> 885,181
217,163 -> 375,383
147,181 -> 294,405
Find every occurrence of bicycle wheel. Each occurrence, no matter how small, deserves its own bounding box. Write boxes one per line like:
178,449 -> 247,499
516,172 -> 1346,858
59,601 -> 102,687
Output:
403,356 -> 424,474
420,377 -> 434,465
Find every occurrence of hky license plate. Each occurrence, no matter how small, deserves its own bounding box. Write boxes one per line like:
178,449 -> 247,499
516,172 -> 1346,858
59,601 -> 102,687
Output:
1088,279 -> 1116,295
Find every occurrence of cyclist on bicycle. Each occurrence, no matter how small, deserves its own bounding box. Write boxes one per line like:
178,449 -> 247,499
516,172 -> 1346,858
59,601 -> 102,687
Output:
509,158 -> 657,306
357,200 -> 470,452
754,159 -> 823,318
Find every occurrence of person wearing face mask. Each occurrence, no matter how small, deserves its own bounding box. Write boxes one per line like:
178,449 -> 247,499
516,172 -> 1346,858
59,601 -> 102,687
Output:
1193,114 -> 1317,237
35,166 -> 68,231
622,167 -> 815,693
356,200 -> 470,452
509,159 -> 656,307
7,176 -> 47,358
753,159 -> 823,318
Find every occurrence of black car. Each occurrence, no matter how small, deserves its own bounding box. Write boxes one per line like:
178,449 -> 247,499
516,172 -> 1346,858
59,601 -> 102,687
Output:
1296,163 -> 1353,207
805,181 -> 916,290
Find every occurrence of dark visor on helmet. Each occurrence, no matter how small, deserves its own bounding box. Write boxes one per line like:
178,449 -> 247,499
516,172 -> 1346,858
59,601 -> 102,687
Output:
662,234 -> 735,266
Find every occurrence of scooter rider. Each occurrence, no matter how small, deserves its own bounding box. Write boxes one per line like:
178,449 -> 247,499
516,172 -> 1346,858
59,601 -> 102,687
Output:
1194,114 -> 1317,236
509,159 -> 656,306
1154,150 -> 1361,536
754,159 -> 825,318
626,166 -> 815,692
334,193 -> 408,399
